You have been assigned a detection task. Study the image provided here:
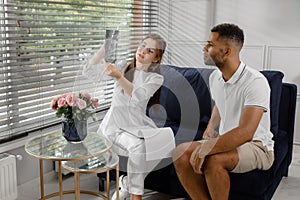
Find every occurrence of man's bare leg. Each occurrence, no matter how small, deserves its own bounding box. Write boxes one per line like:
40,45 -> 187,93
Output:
203,150 -> 238,200
131,194 -> 142,200
173,142 -> 211,200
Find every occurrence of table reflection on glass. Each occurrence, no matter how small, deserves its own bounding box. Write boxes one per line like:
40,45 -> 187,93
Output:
25,132 -> 119,200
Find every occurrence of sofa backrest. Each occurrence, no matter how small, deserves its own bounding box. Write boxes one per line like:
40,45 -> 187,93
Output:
156,65 -> 215,131
149,65 -> 285,140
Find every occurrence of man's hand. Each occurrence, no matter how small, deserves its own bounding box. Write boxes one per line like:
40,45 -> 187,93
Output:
190,145 -> 206,174
189,138 -> 219,174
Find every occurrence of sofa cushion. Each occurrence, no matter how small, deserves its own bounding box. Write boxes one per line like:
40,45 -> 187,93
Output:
260,71 -> 284,135
145,166 -> 188,197
230,169 -> 273,197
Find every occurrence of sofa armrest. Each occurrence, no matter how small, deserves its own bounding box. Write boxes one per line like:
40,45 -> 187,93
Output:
278,83 -> 297,170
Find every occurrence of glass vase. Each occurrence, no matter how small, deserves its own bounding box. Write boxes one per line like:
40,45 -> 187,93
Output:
62,118 -> 87,143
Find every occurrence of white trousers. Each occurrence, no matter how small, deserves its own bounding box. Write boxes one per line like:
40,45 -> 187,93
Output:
112,131 -> 160,195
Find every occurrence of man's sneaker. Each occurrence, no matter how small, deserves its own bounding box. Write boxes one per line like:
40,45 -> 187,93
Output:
112,175 -> 129,200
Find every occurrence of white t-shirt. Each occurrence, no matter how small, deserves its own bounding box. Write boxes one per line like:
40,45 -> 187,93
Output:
209,62 -> 274,151
99,70 -> 164,141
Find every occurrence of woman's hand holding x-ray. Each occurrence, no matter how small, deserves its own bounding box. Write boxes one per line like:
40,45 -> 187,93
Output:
105,63 -> 122,80
105,62 -> 133,95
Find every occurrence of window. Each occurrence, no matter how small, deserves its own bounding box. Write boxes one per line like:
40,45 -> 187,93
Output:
158,0 -> 214,67
0,0 -> 159,143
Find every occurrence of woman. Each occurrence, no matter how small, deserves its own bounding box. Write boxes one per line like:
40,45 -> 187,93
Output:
88,34 -> 168,200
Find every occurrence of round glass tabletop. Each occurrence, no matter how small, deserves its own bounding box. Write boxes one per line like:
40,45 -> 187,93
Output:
62,150 -> 119,172
25,132 -> 113,161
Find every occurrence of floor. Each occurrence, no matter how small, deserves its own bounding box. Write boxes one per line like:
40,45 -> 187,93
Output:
17,145 -> 300,200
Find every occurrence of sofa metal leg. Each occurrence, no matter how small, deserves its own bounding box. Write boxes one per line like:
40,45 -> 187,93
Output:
98,177 -> 105,191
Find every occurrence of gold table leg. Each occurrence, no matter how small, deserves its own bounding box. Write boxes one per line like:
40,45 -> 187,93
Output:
75,171 -> 80,200
39,159 -> 45,200
116,164 -> 119,200
58,161 -> 63,200
106,170 -> 110,198
68,164 -> 119,200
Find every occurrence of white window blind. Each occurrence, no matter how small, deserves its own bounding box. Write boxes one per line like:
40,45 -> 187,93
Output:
0,0 -> 159,143
158,0 -> 213,67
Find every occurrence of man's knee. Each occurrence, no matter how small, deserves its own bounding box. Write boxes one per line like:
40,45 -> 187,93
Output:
204,151 -> 238,173
172,142 -> 201,168
173,143 -> 189,163
205,154 -> 224,167
173,142 -> 197,168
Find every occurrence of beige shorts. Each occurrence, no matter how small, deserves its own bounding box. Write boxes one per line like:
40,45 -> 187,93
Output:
231,141 -> 274,173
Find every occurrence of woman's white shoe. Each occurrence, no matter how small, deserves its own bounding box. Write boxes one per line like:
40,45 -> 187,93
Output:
112,175 -> 129,200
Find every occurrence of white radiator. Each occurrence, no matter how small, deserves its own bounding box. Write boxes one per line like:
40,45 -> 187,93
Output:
0,153 -> 18,200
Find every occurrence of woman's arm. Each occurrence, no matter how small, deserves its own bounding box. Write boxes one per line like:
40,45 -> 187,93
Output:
105,64 -> 133,95
105,63 -> 163,102
87,45 -> 105,67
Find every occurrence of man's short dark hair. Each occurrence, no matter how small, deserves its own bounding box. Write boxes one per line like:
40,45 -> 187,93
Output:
211,23 -> 244,48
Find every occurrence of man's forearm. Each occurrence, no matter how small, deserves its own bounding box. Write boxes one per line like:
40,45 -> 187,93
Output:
208,127 -> 252,155
190,107 -> 260,175
207,107 -> 263,155
207,106 -> 221,131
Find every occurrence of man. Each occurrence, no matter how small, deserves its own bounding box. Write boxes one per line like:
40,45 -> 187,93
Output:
172,23 -> 274,200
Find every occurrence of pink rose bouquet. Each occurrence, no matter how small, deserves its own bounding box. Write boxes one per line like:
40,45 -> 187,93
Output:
50,92 -> 99,121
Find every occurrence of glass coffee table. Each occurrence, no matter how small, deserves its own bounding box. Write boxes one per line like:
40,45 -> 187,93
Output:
25,131 -> 119,200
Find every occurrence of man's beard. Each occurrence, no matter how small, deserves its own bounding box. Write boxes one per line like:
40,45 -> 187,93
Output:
204,56 -> 224,68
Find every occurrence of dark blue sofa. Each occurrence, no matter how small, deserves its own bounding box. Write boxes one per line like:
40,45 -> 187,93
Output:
143,65 -> 297,200
98,64 -> 297,200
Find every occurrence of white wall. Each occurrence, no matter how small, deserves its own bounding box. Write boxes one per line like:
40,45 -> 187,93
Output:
214,0 -> 300,46
8,146 -> 53,185
0,130 -> 56,185
159,0 -> 300,143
